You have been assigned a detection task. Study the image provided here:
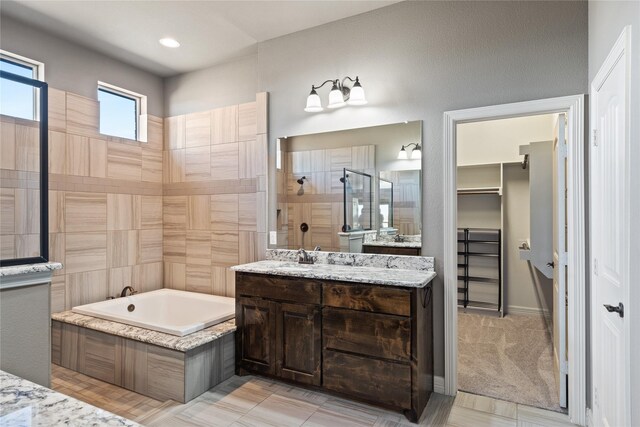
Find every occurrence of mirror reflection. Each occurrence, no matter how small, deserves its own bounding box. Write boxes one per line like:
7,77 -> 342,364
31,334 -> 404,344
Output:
273,121 -> 422,254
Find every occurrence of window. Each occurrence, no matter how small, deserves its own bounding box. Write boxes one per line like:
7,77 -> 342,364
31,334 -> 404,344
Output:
0,50 -> 44,120
97,82 -> 146,141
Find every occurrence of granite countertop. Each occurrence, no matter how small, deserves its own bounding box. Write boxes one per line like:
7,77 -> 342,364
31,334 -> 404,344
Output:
363,241 -> 422,248
266,249 -> 434,271
52,312 -> 236,352
0,370 -> 139,426
0,262 -> 63,277
232,260 -> 436,288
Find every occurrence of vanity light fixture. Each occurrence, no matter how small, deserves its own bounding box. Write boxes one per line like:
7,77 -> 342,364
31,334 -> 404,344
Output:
304,76 -> 367,112
398,143 -> 422,160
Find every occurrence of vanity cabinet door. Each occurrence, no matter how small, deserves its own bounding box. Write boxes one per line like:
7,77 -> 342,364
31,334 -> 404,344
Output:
236,297 -> 277,375
276,302 -> 322,386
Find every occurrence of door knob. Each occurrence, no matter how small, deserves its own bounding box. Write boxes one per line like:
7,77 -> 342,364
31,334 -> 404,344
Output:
604,303 -> 624,318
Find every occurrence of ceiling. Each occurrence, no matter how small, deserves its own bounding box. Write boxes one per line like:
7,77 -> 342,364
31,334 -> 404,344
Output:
1,0 -> 400,77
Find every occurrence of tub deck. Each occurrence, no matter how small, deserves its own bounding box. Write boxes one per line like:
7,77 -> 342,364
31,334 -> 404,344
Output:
52,312 -> 236,403
52,310 -> 235,352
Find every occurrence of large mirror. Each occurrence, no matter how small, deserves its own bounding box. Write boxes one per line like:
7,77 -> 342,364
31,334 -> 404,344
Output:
272,121 -> 422,254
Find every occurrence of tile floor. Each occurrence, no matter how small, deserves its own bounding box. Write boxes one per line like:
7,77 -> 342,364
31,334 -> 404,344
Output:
51,364 -> 579,427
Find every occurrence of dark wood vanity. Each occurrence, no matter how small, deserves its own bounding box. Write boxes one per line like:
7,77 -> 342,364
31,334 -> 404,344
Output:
235,272 -> 433,422
362,244 -> 422,256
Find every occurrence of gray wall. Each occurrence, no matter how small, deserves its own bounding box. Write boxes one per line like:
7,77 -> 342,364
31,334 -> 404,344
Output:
502,163 -> 553,315
164,55 -> 258,116
165,0 -> 588,378
0,283 -> 51,387
589,1 -> 640,423
0,14 -> 164,117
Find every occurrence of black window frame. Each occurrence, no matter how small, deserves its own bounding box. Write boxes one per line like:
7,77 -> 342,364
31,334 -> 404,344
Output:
0,70 -> 49,266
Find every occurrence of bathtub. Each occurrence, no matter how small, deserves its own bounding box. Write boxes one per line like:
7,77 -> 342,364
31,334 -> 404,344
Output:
71,289 -> 235,337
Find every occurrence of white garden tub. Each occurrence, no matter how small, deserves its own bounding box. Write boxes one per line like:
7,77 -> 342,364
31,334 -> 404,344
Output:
71,289 -> 235,337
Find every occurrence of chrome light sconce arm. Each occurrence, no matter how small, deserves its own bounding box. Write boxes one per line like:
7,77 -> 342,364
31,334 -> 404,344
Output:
304,76 -> 367,112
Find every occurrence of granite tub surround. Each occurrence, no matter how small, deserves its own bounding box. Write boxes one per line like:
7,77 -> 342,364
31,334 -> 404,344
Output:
0,370 -> 139,426
266,248 -> 434,271
52,310 -> 235,352
0,262 -> 63,277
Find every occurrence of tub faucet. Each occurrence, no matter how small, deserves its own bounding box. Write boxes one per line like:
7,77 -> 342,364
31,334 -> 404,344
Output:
120,286 -> 137,297
297,248 -> 314,264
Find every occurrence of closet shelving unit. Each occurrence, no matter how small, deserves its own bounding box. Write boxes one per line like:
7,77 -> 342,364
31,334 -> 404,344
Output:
457,163 -> 504,316
457,228 -> 502,313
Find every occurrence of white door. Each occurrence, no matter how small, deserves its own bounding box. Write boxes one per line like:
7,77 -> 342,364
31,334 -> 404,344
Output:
591,27 -> 631,427
552,113 -> 568,408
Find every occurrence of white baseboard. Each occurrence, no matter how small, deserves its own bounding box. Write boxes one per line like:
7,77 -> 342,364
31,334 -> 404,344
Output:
434,376 -> 445,394
506,305 -> 551,319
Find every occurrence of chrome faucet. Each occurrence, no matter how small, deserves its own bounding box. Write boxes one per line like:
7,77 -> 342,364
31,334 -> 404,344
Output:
394,234 -> 405,243
297,248 -> 314,264
120,286 -> 137,297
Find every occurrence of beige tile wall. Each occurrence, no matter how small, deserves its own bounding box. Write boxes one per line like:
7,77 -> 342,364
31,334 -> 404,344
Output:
2,89 -> 267,310
0,89 -> 165,312
162,93 -> 268,297
0,116 -> 42,259
281,145 -> 375,252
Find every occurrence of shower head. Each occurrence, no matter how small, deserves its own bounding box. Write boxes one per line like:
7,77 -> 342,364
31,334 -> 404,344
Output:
296,176 -> 307,185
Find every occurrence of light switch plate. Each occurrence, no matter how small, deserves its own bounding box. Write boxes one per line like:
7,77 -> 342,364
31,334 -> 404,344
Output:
269,231 -> 277,245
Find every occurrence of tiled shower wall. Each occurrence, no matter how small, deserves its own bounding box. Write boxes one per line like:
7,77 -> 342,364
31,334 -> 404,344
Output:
162,93 -> 268,297
1,89 -> 267,311
282,145 -> 375,252
0,116 -> 41,259
0,88 -> 165,312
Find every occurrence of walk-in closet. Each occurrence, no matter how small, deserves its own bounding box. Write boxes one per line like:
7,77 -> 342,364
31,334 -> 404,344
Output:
456,113 -> 568,413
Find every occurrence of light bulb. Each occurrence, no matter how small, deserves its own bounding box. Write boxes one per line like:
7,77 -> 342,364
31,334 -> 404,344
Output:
327,81 -> 346,108
304,87 -> 323,112
347,77 -> 367,106
159,38 -> 180,48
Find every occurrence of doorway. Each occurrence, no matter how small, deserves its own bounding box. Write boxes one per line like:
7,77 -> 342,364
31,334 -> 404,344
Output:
442,96 -> 587,426
456,113 -> 564,411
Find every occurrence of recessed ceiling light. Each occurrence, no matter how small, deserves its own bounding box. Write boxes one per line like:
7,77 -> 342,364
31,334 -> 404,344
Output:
159,38 -> 180,48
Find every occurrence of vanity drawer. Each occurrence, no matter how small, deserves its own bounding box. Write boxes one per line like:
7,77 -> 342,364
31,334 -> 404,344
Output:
323,307 -> 410,362
323,282 -> 411,316
236,273 -> 321,305
323,350 -> 411,409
